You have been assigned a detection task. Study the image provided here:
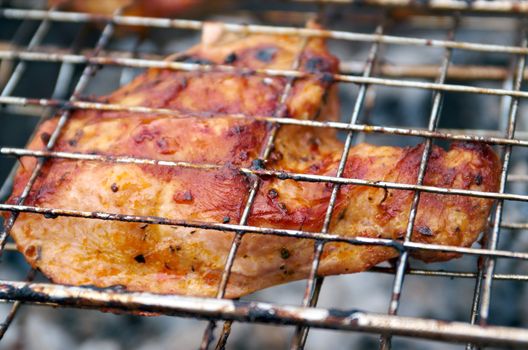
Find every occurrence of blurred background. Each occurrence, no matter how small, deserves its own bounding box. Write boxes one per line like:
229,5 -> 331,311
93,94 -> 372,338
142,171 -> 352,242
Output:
1,0 -> 528,349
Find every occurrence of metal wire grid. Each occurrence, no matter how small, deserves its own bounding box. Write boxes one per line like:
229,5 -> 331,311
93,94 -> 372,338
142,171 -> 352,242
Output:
380,16 -> 459,350
0,0 -> 124,340
0,2 -> 527,349
292,0 -> 528,13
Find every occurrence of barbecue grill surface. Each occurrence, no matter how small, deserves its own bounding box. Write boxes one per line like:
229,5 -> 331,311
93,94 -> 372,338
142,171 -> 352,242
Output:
0,0 -> 528,349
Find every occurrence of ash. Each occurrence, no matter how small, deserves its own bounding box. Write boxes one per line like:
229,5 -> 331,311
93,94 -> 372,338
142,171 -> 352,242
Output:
0,1 -> 527,349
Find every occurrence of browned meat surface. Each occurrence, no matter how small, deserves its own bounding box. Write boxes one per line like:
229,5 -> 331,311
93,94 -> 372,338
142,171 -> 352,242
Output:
6,23 -> 500,298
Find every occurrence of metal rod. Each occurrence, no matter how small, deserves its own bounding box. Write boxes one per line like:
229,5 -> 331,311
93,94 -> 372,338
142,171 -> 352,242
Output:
0,10 -> 120,252
501,222 -> 528,230
1,97 -> 528,148
2,242 -> 528,282
199,35 -> 309,350
0,4 -> 122,340
368,266 -> 528,282
0,20 -> 89,207
0,281 -> 528,347
380,16 -> 457,350
5,50 -> 528,99
291,24 -> 384,350
0,5 -> 61,339
2,147 -> 528,203
3,202 -> 528,260
465,22 -> 528,350
466,257 -> 485,350
0,7 -> 57,97
2,9 -> 528,54
341,62 -> 528,81
292,0 -> 528,13
0,269 -> 35,339
478,24 -> 527,327
3,41 -> 528,81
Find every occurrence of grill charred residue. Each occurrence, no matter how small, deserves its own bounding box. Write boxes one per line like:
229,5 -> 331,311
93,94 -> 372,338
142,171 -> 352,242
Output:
327,308 -> 360,319
173,190 -> 194,204
417,225 -> 434,236
255,47 -> 278,63
174,54 -> 214,65
380,188 -> 389,204
269,151 -> 283,163
239,150 -> 249,162
277,202 -> 287,213
80,284 -> 127,292
277,172 -> 289,180
133,127 -> 159,144
7,285 -> 53,304
474,173 -> 483,186
43,212 -> 58,219
321,73 -> 334,84
266,188 -> 287,213
169,245 -> 182,253
280,247 -> 291,259
251,159 -> 266,170
40,132 -> 51,145
3,284 -> 133,310
244,303 -> 280,323
228,125 -> 247,137
224,52 -> 238,64
309,163 -> 321,173
68,129 -> 84,147
267,188 -> 279,200
155,137 -> 171,154
337,209 -> 347,222
0,284 -> 138,306
309,136 -> 320,152
134,254 -> 146,264
304,56 -> 334,74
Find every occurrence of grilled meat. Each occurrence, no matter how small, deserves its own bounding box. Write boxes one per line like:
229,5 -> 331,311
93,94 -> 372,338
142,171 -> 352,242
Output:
6,23 -> 500,298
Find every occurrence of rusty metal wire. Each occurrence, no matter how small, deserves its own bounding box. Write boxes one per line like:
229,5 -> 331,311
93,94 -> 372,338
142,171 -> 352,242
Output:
3,147 -> 528,203
4,41 -> 528,81
199,32 -> 310,350
1,2 -> 528,350
465,23 -> 528,350
476,26 -> 527,350
3,8 -> 528,54
292,0 -> 528,13
291,23 -> 385,350
2,201 -> 528,261
0,0 -> 124,342
2,280 -> 528,347
5,50 -> 528,99
380,15 -> 458,349
2,97 -> 528,148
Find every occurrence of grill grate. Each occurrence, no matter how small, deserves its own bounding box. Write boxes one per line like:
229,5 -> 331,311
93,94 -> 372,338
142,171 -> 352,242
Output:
0,1 -> 528,349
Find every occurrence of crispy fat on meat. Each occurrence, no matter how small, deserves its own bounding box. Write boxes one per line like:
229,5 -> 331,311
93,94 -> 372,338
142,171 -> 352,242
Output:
6,23 -> 500,298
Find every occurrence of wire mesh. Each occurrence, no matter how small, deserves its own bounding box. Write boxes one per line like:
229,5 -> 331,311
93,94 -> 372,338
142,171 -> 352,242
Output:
290,22 -> 386,350
291,0 -> 528,13
380,14 -> 458,350
0,1 -> 527,349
